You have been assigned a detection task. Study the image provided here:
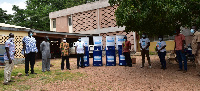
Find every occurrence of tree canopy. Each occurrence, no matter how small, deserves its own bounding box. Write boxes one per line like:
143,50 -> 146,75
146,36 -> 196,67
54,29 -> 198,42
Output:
10,0 -> 97,31
0,8 -> 13,24
109,0 -> 200,36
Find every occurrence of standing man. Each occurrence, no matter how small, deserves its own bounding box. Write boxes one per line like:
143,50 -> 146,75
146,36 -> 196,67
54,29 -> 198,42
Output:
3,33 -> 15,85
22,30 -> 38,76
40,36 -> 51,72
139,33 -> 151,68
156,36 -> 167,70
122,36 -> 132,67
60,38 -> 71,70
191,26 -> 200,76
174,28 -> 187,73
75,37 -> 85,69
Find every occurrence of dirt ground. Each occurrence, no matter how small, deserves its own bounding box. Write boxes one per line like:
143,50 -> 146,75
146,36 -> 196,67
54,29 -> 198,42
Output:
10,55 -> 200,91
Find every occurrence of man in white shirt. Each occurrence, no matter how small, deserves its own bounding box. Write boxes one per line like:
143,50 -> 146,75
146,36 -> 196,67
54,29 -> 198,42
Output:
139,33 -> 151,68
75,37 -> 85,69
156,36 -> 167,70
3,33 -> 15,85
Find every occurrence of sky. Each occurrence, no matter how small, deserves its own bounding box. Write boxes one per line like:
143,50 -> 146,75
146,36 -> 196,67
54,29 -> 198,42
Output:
0,0 -> 27,14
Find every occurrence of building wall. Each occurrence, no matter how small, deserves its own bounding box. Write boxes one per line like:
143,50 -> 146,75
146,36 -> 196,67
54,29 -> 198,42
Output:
149,41 -> 175,52
99,6 -> 117,29
0,30 -> 28,58
56,16 -> 69,32
100,31 -> 135,51
72,9 -> 98,32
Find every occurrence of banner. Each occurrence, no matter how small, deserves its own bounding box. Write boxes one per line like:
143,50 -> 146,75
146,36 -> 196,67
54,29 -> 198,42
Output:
94,56 -> 101,61
106,36 -> 115,46
93,36 -> 102,46
116,35 -> 125,46
81,37 -> 89,47
107,56 -> 114,62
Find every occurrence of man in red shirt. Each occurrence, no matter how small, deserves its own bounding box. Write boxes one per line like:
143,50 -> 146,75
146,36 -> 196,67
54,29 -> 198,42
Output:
122,36 -> 132,67
174,28 -> 187,73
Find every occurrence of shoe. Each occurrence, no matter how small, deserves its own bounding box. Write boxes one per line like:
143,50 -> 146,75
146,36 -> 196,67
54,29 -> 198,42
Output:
81,66 -> 85,68
3,82 -> 10,85
129,65 -> 132,67
42,71 -> 45,72
77,66 -> 79,69
183,70 -> 187,73
25,73 -> 29,76
177,69 -> 182,71
8,80 -> 15,82
61,69 -> 64,70
31,72 -> 37,74
67,68 -> 71,70
161,67 -> 163,69
149,66 -> 152,68
140,66 -> 144,68
47,70 -> 50,71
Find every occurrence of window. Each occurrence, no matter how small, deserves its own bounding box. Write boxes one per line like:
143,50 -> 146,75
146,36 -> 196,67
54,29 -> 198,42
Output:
53,19 -> 56,28
68,16 -> 72,26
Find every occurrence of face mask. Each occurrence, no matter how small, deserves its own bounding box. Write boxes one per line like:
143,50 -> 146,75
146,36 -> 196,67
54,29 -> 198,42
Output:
142,35 -> 145,38
10,38 -> 14,41
30,33 -> 33,36
63,40 -> 66,42
158,38 -> 162,41
191,29 -> 195,34
78,39 -> 81,41
124,39 -> 126,41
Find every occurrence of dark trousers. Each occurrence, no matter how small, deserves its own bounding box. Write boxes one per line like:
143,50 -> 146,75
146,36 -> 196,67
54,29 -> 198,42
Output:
77,54 -> 84,67
141,50 -> 151,67
176,50 -> 187,70
124,52 -> 132,66
25,52 -> 35,74
158,52 -> 166,69
61,56 -> 70,70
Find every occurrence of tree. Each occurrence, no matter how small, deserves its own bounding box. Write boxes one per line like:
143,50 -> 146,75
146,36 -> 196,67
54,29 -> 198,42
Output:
12,0 -> 97,31
109,0 -> 200,36
0,8 -> 13,24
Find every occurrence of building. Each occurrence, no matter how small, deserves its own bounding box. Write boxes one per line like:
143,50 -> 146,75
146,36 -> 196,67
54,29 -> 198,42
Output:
49,0 -> 138,52
0,23 -> 91,63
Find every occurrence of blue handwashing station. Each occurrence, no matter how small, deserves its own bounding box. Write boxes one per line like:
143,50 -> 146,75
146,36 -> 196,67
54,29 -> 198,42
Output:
105,36 -> 116,66
81,37 -> 90,67
93,36 -> 103,66
116,35 -> 126,66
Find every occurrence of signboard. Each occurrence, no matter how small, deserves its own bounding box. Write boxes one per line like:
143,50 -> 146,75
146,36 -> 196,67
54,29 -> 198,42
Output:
116,35 -> 125,46
93,36 -> 102,46
107,56 -> 114,62
84,56 -> 87,62
106,36 -> 115,46
94,56 -> 101,61
120,55 -> 125,60
81,37 -> 89,47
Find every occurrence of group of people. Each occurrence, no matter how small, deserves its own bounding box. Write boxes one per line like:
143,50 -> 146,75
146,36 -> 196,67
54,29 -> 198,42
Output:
122,27 -> 200,74
3,31 -> 86,85
3,27 -> 200,85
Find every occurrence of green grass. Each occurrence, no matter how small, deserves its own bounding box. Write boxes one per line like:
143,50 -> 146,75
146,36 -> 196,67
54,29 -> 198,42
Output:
0,59 -> 85,91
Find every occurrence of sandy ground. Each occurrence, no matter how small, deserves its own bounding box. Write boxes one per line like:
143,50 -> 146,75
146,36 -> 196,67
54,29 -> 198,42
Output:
14,55 -> 200,91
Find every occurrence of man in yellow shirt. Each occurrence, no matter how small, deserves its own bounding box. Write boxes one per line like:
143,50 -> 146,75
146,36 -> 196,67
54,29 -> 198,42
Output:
60,38 -> 71,70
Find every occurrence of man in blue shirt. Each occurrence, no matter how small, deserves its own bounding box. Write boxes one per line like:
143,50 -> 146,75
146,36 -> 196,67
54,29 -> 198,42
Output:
3,33 -> 15,85
22,31 -> 38,76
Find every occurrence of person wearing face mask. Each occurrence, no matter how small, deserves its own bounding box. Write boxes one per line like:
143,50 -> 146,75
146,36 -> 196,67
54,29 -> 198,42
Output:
22,31 -> 38,76
3,33 -> 15,85
122,36 -> 132,67
174,27 -> 187,73
60,38 -> 71,70
191,26 -> 200,76
75,37 -> 85,69
139,33 -> 151,68
156,36 -> 167,70
40,36 -> 51,72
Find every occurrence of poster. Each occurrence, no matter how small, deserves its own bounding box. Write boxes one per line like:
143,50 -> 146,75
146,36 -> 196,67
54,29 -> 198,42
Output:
93,36 -> 102,46
81,37 -> 89,47
116,35 -> 125,46
107,56 -> 114,62
120,55 -> 125,60
94,56 -> 101,61
106,36 -> 115,46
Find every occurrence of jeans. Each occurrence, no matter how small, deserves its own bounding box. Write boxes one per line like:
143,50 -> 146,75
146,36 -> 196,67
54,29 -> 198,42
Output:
158,52 -> 166,69
123,52 -> 132,66
61,56 -> 70,70
77,54 -> 84,67
176,50 -> 187,70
